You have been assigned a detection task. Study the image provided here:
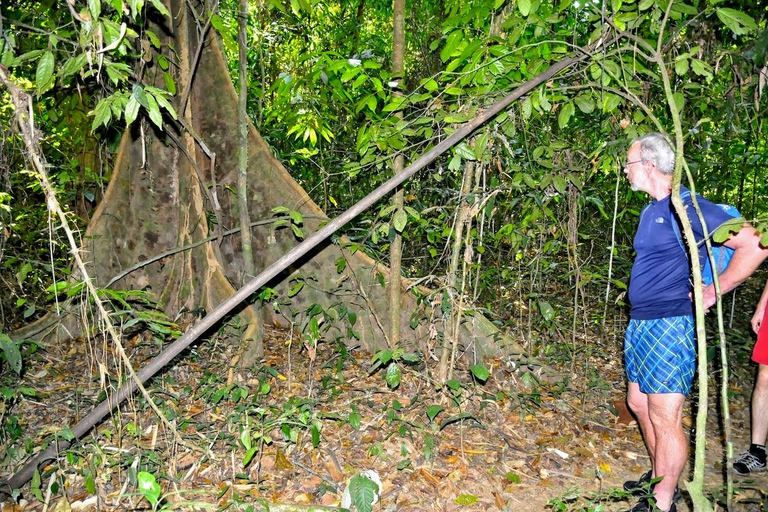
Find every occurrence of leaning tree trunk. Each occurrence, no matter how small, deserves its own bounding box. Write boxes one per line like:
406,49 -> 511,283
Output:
29,0 -> 533,368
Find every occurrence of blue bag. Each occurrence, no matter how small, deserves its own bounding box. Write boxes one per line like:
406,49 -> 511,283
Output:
670,190 -> 742,286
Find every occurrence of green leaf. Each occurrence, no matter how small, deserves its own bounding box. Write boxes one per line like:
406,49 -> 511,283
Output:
713,217 -> 745,243
552,175 -> 567,194
393,209 -> 407,233
349,474 -> 379,512
90,97 -> 112,130
675,57 -> 689,75
144,93 -> 163,129
575,94 -> 594,114
638,0 -> 654,9
89,0 -> 101,18
440,30 -> 463,62
124,96 -> 140,125
454,142 -> 476,161
242,446 -> 258,467
672,92 -> 684,112
35,51 -> 55,95
287,281 -> 304,297
557,102 -> 575,129
147,0 -> 170,16
59,54 -> 87,81
348,412 -> 361,430
385,362 -> 401,388
469,364 -> 490,383
518,0 -> 531,16
137,471 -> 162,508
146,30 -> 161,49
690,59 -> 712,80
133,84 -> 150,108
522,97 -> 532,119
455,494 -> 479,505
538,301 -> 555,322
716,8 -> 757,36
0,334 -> 22,375
426,405 -> 444,421
602,93 -> 621,113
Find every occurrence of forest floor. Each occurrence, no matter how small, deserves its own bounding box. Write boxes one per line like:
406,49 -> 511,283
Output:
2,306 -> 768,512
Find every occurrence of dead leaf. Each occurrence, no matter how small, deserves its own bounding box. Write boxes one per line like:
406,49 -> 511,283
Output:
275,448 -> 293,470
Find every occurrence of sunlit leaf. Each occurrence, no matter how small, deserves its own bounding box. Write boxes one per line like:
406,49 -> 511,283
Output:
716,8 -> 757,36
35,51 -> 55,95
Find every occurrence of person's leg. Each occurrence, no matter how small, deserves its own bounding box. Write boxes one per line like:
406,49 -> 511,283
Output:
752,364 -> 768,446
647,392 -> 687,511
627,382 -> 656,467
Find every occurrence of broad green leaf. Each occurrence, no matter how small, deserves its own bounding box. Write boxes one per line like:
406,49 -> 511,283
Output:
557,102 -> 575,129
713,217 -> 744,243
638,0 -> 654,8
89,0 -> 101,19
90,97 -> 112,130
691,59 -> 713,80
0,334 -> 22,375
440,30 -> 463,63
137,471 -> 161,508
672,92 -> 684,112
35,51 -> 55,95
147,0 -> 170,16
163,72 -> 176,95
538,301 -> 555,322
349,474 -> 379,512
602,93 -> 621,113
575,94 -> 595,114
348,411 -> 361,430
426,405 -> 444,421
675,57 -> 689,76
454,142 -> 476,161
421,78 -> 438,92
518,0 -> 532,16
385,362 -> 401,388
539,90 -> 551,112
455,494 -> 478,505
287,281 -> 304,297
611,0 -> 622,13
716,8 -> 757,36
124,96 -> 140,125
144,92 -> 163,128
393,209 -> 407,233
58,54 -> 87,80
242,446 -> 258,467
553,175 -> 568,194
470,364 -> 490,382
522,96 -> 532,119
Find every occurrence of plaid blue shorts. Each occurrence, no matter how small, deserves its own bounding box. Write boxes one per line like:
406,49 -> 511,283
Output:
625,315 -> 695,395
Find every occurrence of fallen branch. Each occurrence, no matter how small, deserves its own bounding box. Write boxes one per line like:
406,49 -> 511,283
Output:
0,27 -> 617,497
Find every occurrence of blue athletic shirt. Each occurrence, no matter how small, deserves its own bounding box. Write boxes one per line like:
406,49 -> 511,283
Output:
628,187 -> 735,320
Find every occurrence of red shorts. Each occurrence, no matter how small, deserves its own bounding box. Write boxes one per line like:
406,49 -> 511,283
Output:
754,304 -> 768,365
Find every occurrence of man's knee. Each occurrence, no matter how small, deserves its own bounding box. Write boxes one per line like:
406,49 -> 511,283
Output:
756,364 -> 768,389
647,394 -> 685,427
627,384 -> 650,422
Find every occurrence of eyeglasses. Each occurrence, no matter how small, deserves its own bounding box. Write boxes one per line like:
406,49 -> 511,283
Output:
623,159 -> 643,169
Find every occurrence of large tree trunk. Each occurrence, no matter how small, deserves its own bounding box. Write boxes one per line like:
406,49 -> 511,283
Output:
30,0 -> 532,367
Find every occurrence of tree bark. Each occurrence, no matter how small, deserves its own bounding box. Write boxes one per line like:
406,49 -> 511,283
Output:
387,0 -> 406,350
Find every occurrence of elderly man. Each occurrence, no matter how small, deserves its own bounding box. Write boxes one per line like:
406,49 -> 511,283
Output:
732,277 -> 768,475
621,132 -> 768,512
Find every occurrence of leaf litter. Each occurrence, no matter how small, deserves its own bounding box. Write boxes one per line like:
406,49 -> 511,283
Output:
1,322 -> 766,511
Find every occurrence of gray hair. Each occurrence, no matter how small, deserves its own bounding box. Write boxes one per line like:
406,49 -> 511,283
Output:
631,132 -> 676,175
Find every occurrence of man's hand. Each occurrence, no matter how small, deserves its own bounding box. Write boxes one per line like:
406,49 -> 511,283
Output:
753,304 -> 766,335
702,284 -> 718,311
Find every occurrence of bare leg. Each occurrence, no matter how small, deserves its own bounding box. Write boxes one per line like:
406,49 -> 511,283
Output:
627,382 -> 656,468
751,364 -> 768,446
647,392 -> 687,511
